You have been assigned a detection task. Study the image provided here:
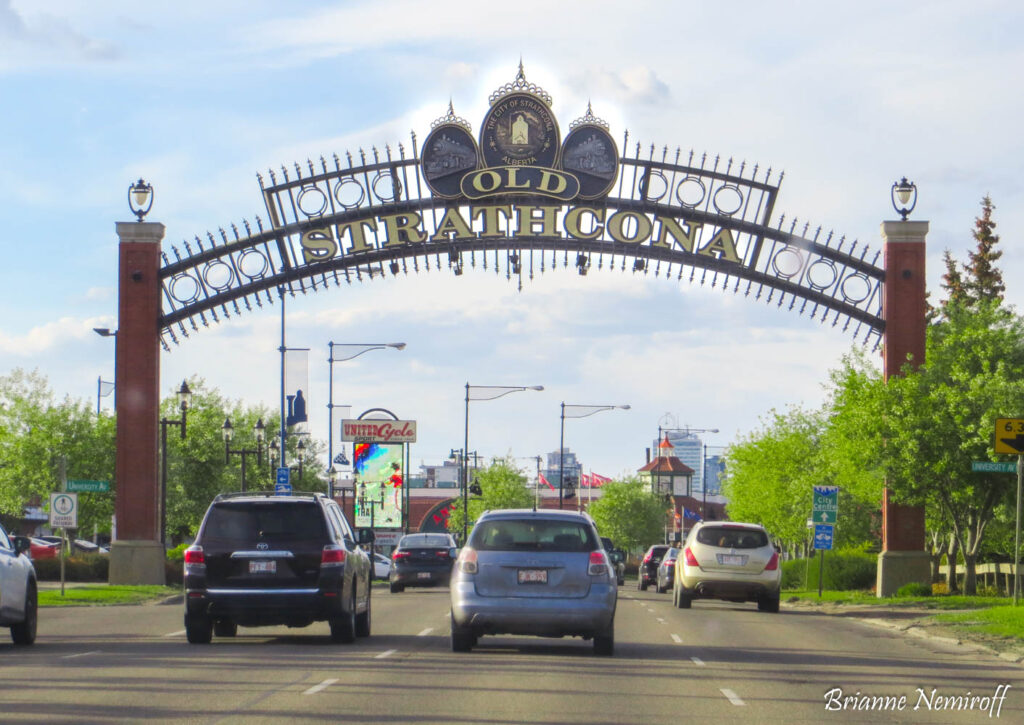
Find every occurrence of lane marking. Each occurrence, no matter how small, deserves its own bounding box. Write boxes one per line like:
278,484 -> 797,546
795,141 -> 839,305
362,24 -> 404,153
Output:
670,633 -> 682,644
303,678 -> 338,695
656,617 -> 666,624
163,630 -> 186,638
721,688 -> 745,706
62,650 -> 101,659
691,656 -> 705,666
417,628 -> 434,636
374,649 -> 398,659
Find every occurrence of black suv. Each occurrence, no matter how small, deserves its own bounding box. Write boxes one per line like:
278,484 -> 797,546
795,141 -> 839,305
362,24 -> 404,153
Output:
184,491 -> 373,644
637,544 -> 670,591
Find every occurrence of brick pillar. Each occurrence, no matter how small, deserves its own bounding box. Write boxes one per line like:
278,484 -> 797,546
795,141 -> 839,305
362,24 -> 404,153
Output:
108,221 -> 166,585
877,220 -> 931,596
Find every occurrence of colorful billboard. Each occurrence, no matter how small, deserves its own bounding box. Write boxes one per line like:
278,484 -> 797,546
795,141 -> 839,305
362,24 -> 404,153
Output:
353,442 -> 403,529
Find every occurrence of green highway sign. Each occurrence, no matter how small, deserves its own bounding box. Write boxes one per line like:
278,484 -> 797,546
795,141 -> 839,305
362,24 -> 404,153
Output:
66,479 -> 110,492
812,485 -> 839,525
812,510 -> 837,524
971,461 -> 1017,473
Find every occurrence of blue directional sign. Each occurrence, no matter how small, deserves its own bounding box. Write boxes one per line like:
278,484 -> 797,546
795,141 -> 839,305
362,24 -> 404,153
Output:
274,482 -> 292,496
276,467 -> 290,486
814,524 -> 834,551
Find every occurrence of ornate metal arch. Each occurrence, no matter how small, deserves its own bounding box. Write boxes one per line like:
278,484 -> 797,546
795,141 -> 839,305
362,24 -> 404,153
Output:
158,75 -> 883,352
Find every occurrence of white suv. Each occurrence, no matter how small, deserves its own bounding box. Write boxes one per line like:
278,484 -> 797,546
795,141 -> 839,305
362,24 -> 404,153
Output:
0,522 -> 38,644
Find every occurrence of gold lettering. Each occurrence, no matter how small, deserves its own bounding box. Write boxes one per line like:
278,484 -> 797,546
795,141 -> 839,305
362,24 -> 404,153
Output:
517,206 -> 560,238
564,207 -> 605,240
300,228 -> 337,264
699,228 -> 741,262
337,218 -> 377,255
430,208 -> 476,242
652,216 -> 703,252
472,170 -> 502,194
380,212 -> 427,247
472,205 -> 513,238
607,210 -> 653,244
538,170 -> 568,195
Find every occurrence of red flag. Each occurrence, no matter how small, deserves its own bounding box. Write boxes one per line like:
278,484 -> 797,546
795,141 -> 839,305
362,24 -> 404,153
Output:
591,472 -> 612,486
581,473 -> 592,488
539,472 -> 554,490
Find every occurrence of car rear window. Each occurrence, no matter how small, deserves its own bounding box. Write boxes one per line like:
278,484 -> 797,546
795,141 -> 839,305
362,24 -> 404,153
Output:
399,534 -> 453,548
696,527 -> 768,549
470,519 -> 598,552
201,501 -> 327,546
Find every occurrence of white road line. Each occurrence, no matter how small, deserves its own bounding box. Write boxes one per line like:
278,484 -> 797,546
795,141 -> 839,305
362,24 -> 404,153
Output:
374,649 -> 398,659
417,628 -> 434,636
163,630 -> 186,638
656,617 -> 666,624
62,650 -> 101,659
691,656 -> 705,666
303,678 -> 338,696
721,688 -> 745,706
670,633 -> 682,644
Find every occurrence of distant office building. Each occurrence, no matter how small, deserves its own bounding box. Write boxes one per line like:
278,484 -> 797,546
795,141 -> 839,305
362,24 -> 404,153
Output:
416,460 -> 462,488
543,448 -> 581,489
704,454 -> 725,495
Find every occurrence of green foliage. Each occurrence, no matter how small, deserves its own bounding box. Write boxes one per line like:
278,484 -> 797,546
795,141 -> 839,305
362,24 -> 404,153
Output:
445,458 -> 533,541
780,558 -> 808,590
39,585 -> 179,607
800,550 -> 876,591
897,582 -> 933,597
166,542 -> 190,561
33,554 -> 109,581
586,476 -> 667,553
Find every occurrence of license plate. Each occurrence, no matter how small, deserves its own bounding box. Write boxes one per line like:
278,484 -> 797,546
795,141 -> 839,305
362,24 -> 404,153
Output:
249,560 -> 276,574
417,572 -> 432,579
517,569 -> 547,585
718,554 -> 747,566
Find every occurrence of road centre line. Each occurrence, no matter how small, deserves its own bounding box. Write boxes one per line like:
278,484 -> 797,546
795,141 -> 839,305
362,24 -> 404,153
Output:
670,634 -> 682,644
691,656 -> 705,666
656,617 -> 665,624
62,650 -> 101,659
303,678 -> 338,696
163,630 -> 186,638
375,649 -> 398,659
721,688 -> 746,706
417,628 -> 434,636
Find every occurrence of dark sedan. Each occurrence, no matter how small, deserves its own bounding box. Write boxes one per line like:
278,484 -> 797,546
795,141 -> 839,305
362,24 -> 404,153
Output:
655,547 -> 679,593
390,533 -> 458,593
637,544 -> 670,591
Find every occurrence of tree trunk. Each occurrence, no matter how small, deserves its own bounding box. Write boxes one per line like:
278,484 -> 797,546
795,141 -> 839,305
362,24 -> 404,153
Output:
963,552 -> 978,595
945,534 -> 960,593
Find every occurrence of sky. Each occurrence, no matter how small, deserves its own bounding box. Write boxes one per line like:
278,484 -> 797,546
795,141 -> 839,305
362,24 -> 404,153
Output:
1,1 -> 1022,483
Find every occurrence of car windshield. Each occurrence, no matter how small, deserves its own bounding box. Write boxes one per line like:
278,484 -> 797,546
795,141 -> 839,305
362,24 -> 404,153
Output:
470,519 -> 598,552
201,501 -> 326,546
696,527 -> 768,549
399,534 -> 452,548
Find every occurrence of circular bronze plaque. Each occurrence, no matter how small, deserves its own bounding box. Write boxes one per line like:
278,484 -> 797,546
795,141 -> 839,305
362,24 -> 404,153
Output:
480,92 -> 560,169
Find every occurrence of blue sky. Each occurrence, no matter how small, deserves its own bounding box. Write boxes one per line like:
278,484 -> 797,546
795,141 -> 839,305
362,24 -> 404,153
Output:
2,1 -> 1022,480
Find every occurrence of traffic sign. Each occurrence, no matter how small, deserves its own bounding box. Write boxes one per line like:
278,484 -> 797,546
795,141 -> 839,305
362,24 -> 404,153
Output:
276,467 -> 291,486
49,492 -> 78,528
995,418 -> 1024,454
814,524 -> 834,550
972,461 -> 1017,473
274,482 -> 292,496
812,509 -> 838,524
66,479 -> 110,492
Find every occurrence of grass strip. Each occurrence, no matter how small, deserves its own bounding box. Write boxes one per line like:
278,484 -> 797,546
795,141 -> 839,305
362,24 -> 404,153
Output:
784,589 -> 1011,609
39,585 -> 180,607
933,606 -> 1024,639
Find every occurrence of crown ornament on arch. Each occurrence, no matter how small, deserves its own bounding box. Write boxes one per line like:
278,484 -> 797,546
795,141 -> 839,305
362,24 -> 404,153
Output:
430,100 -> 473,132
488,60 -> 553,107
568,101 -> 609,131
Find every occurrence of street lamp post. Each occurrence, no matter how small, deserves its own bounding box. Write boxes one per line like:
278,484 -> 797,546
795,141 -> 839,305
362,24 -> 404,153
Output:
463,384 -> 544,541
159,380 -> 192,547
559,404 -> 631,510
222,417 -> 266,492
327,342 -> 406,496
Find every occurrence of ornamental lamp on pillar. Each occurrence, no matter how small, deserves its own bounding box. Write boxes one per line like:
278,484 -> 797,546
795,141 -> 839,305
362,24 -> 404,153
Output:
891,177 -> 917,221
128,179 -> 154,221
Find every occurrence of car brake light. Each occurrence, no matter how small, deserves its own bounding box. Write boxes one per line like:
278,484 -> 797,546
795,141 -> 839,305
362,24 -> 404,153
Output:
764,551 -> 779,571
642,551 -> 653,563
184,546 -> 204,565
436,549 -> 449,558
321,545 -> 346,567
664,559 -> 676,567
588,550 -> 608,576
683,547 -> 699,567
392,550 -> 410,560
458,547 -> 477,574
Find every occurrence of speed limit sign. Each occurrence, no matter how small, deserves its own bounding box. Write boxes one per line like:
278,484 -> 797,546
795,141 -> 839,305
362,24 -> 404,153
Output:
49,492 -> 78,528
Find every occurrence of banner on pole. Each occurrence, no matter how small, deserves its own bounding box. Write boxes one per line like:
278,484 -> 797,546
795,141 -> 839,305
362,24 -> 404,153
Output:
284,349 -> 309,432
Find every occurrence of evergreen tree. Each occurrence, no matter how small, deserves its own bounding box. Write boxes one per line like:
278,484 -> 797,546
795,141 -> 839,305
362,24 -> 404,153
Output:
965,195 -> 1004,303
939,250 -> 967,306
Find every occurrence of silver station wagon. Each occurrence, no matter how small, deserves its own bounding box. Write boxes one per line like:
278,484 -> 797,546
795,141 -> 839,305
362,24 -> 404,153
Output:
449,509 -> 617,655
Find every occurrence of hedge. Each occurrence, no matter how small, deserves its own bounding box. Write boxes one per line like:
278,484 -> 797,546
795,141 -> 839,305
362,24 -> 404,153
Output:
781,550 -> 876,591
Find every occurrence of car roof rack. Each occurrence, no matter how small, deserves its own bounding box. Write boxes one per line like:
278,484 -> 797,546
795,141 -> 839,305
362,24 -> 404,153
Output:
213,490 -> 326,502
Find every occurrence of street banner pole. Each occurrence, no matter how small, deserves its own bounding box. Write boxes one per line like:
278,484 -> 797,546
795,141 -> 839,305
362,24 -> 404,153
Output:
1015,454 -> 1022,605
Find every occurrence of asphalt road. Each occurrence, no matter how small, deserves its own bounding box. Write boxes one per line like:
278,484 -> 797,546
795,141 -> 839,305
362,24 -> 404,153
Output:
1,586 -> 1022,724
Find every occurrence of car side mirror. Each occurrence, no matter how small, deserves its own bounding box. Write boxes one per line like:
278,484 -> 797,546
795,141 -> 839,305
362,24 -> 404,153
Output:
449,547 -> 458,559
13,536 -> 31,556
357,529 -> 375,545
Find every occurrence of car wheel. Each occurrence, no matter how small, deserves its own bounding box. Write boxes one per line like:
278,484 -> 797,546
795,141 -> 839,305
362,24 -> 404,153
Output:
617,576 -> 624,586
330,592 -> 357,643
185,612 -> 213,644
450,612 -> 473,653
758,594 -> 780,613
356,587 -> 371,637
676,588 -> 693,609
593,621 -> 614,657
10,582 -> 37,646
213,619 -> 237,637
655,578 -> 665,594
390,582 -> 404,594
638,578 -> 648,591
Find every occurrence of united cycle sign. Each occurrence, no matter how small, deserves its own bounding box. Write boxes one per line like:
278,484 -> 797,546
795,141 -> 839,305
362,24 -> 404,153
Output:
341,419 -> 417,444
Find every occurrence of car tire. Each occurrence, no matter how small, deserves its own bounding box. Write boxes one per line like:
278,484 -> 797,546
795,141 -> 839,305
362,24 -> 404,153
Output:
655,578 -> 665,594
638,578 -> 648,591
390,582 -> 404,594
758,594 -> 780,613
676,588 -> 693,609
185,612 -> 213,644
356,587 -> 371,637
450,612 -> 473,653
213,619 -> 237,637
10,582 -> 37,646
330,592 -> 357,643
593,621 -> 614,657
617,576 -> 624,586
